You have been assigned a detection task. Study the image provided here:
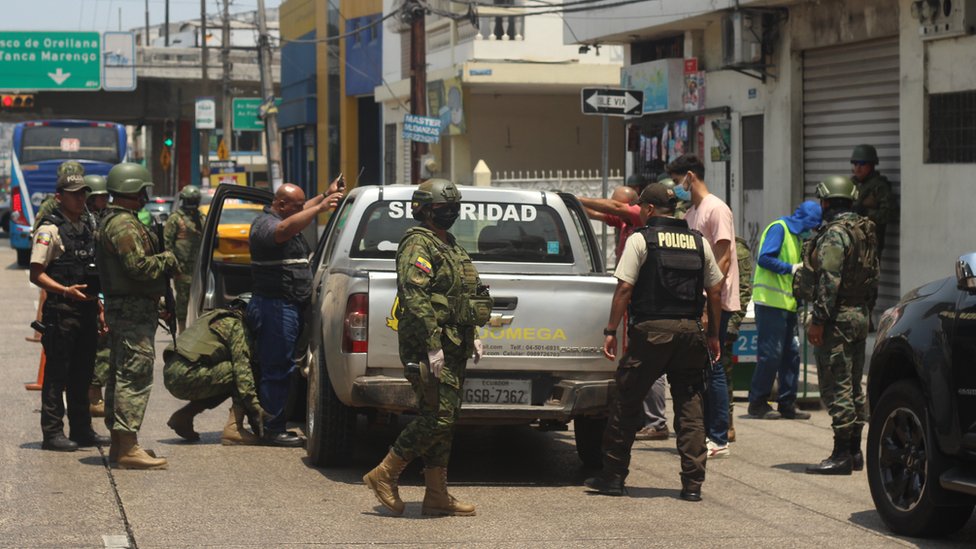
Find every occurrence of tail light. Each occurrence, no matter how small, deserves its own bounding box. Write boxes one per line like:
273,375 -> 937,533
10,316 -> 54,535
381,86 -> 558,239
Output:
10,187 -> 24,225
342,293 -> 368,353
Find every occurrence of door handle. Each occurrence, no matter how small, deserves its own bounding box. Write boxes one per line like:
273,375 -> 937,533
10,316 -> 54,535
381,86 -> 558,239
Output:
492,296 -> 518,310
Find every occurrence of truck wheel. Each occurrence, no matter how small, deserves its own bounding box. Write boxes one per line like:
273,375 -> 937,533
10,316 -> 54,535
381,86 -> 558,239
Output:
306,347 -> 356,467
16,248 -> 30,267
867,380 -> 974,537
573,415 -> 606,469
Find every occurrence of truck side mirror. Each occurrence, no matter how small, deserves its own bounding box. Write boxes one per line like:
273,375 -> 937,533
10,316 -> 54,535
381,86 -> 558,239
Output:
955,253 -> 976,293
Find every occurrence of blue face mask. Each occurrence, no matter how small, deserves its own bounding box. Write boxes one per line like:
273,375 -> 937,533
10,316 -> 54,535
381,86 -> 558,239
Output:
673,178 -> 691,202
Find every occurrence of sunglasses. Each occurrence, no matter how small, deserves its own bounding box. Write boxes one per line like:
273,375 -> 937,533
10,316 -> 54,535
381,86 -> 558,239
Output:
851,161 -> 870,167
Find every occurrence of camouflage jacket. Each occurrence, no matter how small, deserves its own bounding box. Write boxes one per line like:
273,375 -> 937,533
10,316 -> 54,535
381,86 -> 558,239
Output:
727,237 -> 753,338
96,205 -> 178,297
163,208 -> 205,270
32,195 -> 58,232
808,211 -> 879,324
853,171 -> 893,227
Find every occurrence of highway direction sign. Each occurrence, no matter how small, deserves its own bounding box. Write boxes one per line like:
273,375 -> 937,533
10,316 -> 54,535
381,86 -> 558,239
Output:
0,32 -> 101,91
233,97 -> 282,131
580,88 -> 643,116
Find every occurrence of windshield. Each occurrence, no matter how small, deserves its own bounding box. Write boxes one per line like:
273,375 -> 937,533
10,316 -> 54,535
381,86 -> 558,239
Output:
219,207 -> 263,225
352,200 -> 574,263
20,126 -> 120,163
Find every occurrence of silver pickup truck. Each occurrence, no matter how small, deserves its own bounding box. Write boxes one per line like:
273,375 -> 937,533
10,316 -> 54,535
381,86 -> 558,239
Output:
189,184 -> 617,468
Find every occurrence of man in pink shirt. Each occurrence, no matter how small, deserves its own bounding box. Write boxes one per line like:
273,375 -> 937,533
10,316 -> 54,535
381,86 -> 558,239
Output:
668,155 -> 739,458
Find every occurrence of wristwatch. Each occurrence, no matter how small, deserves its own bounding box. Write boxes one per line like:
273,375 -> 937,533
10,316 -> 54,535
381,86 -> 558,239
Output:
603,328 -> 617,336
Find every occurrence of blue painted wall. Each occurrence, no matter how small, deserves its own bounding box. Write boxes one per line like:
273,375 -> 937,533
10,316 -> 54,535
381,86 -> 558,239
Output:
280,30 -> 317,128
345,14 -> 382,97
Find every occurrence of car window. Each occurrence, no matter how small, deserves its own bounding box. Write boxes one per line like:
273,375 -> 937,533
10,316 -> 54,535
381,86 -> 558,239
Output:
351,200 -> 574,263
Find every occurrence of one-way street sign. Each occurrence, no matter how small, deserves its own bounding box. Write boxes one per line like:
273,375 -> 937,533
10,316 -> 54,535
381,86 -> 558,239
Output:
580,88 -> 643,116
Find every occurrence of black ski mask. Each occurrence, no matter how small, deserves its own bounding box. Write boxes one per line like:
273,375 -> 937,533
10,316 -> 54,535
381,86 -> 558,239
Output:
430,203 -> 461,230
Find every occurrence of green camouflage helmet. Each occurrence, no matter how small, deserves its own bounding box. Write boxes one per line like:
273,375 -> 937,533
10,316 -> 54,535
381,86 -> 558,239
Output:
57,161 -> 85,177
657,176 -> 675,189
84,175 -> 108,196
816,175 -> 859,201
850,144 -> 879,164
411,178 -> 461,217
107,162 -> 154,195
179,185 -> 202,206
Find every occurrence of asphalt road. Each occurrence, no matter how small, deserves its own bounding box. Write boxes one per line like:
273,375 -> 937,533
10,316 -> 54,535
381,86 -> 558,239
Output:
1,239 -> 975,548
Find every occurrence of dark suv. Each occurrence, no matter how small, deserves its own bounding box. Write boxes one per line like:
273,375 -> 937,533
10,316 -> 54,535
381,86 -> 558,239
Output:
867,252 -> 976,537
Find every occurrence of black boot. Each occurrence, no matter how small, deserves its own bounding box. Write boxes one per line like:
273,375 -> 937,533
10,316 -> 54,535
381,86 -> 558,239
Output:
806,434 -> 853,475
850,430 -> 864,472
583,472 -> 626,496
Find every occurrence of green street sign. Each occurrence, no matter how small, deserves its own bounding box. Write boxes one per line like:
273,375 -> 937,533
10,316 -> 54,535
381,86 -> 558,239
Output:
0,32 -> 101,91
233,97 -> 282,131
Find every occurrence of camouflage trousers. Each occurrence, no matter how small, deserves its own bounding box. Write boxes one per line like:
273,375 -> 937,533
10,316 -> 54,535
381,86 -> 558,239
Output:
91,333 -> 110,387
104,296 -> 159,433
392,341 -> 469,467
174,274 -> 192,333
163,355 -> 246,405
813,306 -> 869,438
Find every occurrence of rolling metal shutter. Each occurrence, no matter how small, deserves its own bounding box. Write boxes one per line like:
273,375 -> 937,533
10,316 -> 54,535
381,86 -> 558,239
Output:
802,37 -> 901,313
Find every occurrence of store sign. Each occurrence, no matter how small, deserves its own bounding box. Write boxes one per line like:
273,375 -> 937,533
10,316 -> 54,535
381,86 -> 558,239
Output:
621,58 -> 685,114
402,114 -> 442,144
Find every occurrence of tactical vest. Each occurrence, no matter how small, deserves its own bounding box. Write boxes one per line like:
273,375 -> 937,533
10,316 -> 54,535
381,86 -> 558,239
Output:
398,226 -> 492,329
96,206 -> 167,297
169,209 -> 204,267
794,212 -> 879,306
629,217 -> 706,322
164,309 -> 239,364
753,220 -> 800,312
39,209 -> 100,294
249,208 -> 312,303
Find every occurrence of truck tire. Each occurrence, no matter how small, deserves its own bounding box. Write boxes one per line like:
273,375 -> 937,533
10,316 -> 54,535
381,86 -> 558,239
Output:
867,379 -> 974,537
306,347 -> 356,467
16,248 -> 30,267
573,415 -> 606,469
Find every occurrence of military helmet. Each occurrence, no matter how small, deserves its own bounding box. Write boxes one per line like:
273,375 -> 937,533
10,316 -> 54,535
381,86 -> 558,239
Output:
84,175 -> 108,196
625,173 -> 647,188
57,160 -> 85,177
107,162 -> 153,195
657,177 -> 675,189
815,175 -> 859,201
411,179 -> 461,217
229,292 -> 251,311
850,144 -> 879,164
179,185 -> 202,206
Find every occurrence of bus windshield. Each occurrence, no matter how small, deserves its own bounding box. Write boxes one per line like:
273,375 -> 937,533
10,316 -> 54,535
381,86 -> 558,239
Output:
19,125 -> 121,164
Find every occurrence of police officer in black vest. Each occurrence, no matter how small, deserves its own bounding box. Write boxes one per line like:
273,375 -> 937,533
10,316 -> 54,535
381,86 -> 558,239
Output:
584,183 -> 724,501
29,174 -> 110,451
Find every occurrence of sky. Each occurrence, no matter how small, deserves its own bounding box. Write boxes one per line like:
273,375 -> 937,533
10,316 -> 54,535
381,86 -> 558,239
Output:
0,0 -> 284,33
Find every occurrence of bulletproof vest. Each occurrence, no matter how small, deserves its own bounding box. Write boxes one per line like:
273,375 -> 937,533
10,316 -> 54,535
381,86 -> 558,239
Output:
40,209 -> 100,294
165,309 -> 239,364
629,217 -> 706,322
170,209 -> 204,267
249,208 -> 312,303
834,214 -> 880,305
96,206 -> 167,297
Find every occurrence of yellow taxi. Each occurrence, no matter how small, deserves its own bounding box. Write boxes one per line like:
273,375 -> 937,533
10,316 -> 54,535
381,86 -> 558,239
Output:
212,202 -> 264,264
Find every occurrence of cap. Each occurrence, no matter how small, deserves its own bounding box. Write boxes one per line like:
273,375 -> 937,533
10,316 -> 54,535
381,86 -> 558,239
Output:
57,173 -> 91,193
638,182 -> 676,209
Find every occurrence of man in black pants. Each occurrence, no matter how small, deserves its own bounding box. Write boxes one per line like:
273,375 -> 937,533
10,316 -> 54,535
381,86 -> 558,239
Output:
584,183 -> 724,501
29,174 -> 109,451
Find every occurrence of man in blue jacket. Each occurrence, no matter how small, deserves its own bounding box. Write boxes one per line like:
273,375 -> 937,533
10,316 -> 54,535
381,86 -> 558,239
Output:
747,201 -> 822,420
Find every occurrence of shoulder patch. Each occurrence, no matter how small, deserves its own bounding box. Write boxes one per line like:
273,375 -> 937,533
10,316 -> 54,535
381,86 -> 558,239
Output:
36,232 -> 52,246
414,256 -> 432,274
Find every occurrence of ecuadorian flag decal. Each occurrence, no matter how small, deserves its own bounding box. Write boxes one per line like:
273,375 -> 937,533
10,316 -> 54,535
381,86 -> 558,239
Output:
414,256 -> 432,274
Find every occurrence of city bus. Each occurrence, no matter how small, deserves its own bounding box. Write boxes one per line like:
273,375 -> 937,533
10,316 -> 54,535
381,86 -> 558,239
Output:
8,120 -> 127,266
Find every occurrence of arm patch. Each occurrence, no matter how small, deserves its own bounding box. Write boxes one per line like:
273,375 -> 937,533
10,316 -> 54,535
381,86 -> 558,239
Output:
414,256 -> 432,274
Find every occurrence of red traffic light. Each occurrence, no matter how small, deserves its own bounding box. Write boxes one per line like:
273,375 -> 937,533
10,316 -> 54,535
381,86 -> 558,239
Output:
1,95 -> 12,107
1,94 -> 34,109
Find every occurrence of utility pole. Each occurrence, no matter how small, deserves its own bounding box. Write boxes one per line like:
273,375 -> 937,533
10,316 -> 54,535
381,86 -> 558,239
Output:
200,0 -> 210,183
220,0 -> 232,163
144,0 -> 150,46
165,0 -> 170,46
256,0 -> 282,190
407,0 -> 427,184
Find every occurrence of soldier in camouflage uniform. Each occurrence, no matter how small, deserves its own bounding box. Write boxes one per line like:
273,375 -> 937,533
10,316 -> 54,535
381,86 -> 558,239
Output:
96,162 -> 180,470
849,144 -> 893,259
163,185 -> 205,332
658,174 -> 689,219
798,176 -> 879,475
84,174 -> 111,418
364,179 -> 492,517
163,294 -> 266,445
722,237 -> 753,441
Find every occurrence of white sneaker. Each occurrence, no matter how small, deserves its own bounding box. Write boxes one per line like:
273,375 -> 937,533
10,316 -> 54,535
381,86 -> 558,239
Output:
706,439 -> 730,459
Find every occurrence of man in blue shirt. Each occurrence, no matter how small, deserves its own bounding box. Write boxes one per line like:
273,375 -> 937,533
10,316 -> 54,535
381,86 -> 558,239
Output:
747,201 -> 822,420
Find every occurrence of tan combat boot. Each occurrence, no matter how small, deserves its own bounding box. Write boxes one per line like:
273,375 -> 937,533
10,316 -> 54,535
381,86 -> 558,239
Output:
115,431 -> 168,470
88,385 -> 105,418
221,405 -> 261,446
166,401 -> 211,442
421,466 -> 476,517
363,449 -> 411,515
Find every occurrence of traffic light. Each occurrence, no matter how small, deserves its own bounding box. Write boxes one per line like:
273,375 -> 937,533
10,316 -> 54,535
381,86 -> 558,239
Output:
163,120 -> 175,149
1,94 -> 35,110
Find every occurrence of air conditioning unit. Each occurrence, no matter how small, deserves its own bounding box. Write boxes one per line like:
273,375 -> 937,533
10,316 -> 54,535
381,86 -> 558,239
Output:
912,0 -> 976,40
722,11 -> 764,67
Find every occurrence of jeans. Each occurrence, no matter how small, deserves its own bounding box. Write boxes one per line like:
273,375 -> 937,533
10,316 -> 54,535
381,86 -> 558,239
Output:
246,295 -> 302,433
642,376 -> 668,429
704,310 -> 732,445
749,304 -> 800,408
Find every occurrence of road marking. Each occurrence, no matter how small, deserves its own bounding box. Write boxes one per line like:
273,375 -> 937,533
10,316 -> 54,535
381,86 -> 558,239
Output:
102,534 -> 130,548
99,446 -> 139,549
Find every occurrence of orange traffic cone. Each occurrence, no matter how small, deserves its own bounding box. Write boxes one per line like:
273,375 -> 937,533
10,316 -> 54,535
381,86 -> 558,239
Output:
25,350 -> 45,391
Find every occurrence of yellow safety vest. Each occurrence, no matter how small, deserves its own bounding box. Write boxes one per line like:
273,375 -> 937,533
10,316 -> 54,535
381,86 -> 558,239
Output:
752,219 -> 800,312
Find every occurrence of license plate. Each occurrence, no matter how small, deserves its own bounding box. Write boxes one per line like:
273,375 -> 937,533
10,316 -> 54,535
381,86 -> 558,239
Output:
462,378 -> 531,404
